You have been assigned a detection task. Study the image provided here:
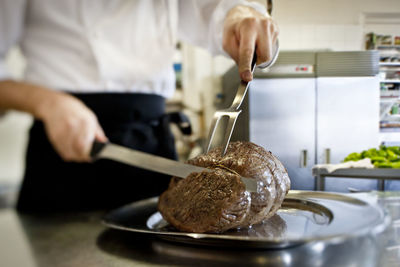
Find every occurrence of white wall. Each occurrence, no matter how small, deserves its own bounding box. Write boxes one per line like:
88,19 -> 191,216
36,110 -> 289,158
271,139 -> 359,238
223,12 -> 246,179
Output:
274,0 -> 400,51
274,0 -> 400,24
278,24 -> 364,51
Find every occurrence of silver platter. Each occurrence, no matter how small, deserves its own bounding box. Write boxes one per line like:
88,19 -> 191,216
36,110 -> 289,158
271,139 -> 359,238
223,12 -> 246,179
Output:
102,190 -> 389,249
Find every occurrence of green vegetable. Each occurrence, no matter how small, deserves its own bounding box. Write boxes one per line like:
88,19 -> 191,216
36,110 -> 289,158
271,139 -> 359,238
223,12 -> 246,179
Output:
370,156 -> 387,163
378,150 -> 388,157
374,162 -> 392,168
387,146 -> 400,155
343,152 -> 362,162
343,146 -> 400,168
361,148 -> 377,158
387,150 -> 399,161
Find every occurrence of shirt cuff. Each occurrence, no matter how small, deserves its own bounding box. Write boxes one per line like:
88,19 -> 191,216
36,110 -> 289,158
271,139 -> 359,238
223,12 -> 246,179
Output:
209,0 -> 267,57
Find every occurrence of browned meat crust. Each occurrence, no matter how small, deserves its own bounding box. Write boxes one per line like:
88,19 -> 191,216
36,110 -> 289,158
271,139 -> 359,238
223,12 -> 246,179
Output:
158,141 -> 290,233
158,168 -> 251,233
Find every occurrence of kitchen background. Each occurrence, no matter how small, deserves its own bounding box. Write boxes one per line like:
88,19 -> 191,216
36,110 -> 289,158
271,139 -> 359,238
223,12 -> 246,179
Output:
1,0 -> 400,192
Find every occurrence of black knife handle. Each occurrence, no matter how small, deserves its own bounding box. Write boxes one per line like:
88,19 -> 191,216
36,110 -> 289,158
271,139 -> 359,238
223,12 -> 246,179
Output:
90,141 -> 107,159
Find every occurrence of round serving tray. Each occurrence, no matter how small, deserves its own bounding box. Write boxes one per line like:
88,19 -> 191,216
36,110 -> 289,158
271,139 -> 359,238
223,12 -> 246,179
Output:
102,190 -> 389,249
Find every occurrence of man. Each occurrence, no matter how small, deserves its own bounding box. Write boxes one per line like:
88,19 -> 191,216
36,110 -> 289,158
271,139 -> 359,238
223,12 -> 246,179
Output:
0,0 -> 278,211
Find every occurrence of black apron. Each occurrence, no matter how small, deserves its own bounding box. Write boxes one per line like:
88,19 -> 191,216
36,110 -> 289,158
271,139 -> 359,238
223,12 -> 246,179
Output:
17,93 -> 178,212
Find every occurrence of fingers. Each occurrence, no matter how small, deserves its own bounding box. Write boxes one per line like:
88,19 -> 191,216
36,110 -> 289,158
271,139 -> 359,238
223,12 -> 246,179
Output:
70,119 -> 107,162
256,21 -> 279,65
238,18 -> 258,82
222,33 -> 239,65
42,94 -> 107,163
48,116 -> 106,162
222,6 -> 279,81
256,22 -> 273,64
51,118 -> 94,162
95,125 -> 108,143
72,119 -> 96,162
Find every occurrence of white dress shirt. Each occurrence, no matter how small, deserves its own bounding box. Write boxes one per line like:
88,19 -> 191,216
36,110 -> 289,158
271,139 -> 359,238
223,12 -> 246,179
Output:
0,0 -> 264,98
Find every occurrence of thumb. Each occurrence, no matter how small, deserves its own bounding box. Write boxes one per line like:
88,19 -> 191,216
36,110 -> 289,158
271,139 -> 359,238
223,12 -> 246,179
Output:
95,125 -> 108,143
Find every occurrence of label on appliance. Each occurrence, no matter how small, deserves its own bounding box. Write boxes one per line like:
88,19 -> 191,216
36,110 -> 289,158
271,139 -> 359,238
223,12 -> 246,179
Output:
259,64 -> 314,74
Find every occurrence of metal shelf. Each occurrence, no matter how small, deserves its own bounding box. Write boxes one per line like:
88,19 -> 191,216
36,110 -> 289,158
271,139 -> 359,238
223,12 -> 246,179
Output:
380,97 -> 400,102
313,168 -> 400,191
313,168 -> 400,178
381,80 -> 400,84
378,45 -> 400,49
379,62 -> 400,66
380,126 -> 400,132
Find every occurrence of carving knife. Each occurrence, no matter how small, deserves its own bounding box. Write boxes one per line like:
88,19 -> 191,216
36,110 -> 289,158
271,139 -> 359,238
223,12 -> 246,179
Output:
90,141 -> 257,192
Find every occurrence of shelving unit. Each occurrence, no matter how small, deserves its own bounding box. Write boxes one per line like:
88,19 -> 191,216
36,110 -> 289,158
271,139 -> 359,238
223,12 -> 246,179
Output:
365,32 -> 400,145
375,43 -> 400,137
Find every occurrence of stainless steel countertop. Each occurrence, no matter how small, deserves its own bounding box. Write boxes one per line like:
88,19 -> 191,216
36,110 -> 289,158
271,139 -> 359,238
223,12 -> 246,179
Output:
0,191 -> 399,267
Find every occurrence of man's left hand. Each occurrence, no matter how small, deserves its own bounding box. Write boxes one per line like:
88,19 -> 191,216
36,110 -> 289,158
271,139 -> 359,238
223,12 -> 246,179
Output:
223,5 -> 279,82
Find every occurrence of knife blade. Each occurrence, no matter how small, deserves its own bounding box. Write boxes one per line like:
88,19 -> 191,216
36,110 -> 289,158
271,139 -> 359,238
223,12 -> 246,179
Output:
90,141 -> 257,192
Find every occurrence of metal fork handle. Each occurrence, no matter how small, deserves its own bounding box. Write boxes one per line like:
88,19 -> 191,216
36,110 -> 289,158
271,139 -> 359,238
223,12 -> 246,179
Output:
205,54 -> 256,153
230,63 -> 257,110
230,40 -> 279,111
206,42 -> 279,155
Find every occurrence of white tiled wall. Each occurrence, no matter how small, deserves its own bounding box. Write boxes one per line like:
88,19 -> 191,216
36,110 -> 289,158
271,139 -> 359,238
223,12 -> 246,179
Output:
278,24 -> 364,51
274,0 -> 400,51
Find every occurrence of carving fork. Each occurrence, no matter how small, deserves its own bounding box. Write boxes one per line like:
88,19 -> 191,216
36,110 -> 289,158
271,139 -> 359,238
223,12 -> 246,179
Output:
205,43 -> 279,156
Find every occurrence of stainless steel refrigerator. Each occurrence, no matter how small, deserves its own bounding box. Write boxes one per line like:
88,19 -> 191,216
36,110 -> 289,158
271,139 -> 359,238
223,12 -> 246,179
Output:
221,51 -> 381,192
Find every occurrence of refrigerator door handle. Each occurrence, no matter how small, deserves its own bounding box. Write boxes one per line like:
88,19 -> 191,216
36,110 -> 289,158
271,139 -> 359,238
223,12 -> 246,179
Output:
300,149 -> 308,168
324,148 -> 331,164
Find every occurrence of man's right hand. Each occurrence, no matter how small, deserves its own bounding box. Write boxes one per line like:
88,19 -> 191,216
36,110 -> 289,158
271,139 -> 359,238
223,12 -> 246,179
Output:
38,93 -> 107,162
0,80 -> 106,162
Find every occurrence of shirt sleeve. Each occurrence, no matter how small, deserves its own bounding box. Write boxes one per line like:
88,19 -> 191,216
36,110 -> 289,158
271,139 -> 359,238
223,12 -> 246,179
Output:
0,0 -> 27,80
178,0 -> 267,56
